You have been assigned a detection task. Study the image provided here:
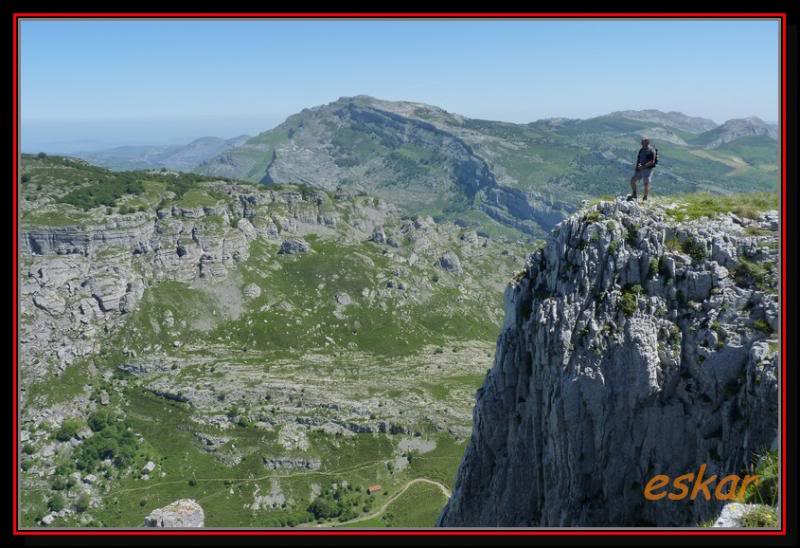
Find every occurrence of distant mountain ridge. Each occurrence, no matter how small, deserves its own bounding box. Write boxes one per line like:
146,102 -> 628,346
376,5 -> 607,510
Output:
73,134 -> 250,172
688,116 -> 778,148
69,97 -> 779,238
608,109 -> 718,134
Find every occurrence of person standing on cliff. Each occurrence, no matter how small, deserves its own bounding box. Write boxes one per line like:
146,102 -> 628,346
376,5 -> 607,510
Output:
628,137 -> 657,202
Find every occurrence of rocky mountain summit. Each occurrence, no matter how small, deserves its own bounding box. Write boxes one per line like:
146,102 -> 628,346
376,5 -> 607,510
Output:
438,198 -> 779,527
693,117 -> 779,149
609,109 -> 719,134
196,96 -> 570,237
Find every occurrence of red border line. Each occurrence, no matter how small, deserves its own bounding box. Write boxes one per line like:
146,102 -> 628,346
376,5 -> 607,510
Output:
12,12 -> 788,538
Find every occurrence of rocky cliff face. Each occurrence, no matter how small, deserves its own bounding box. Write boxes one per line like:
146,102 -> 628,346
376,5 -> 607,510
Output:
438,199 -> 779,527
197,96 -> 577,235
18,182 -> 391,388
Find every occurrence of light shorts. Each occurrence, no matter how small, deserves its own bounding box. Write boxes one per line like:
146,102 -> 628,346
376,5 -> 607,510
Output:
632,168 -> 653,182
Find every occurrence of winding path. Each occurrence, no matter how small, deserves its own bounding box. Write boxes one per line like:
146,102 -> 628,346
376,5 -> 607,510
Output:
75,455 -> 458,527
104,457 -> 392,498
317,477 -> 451,528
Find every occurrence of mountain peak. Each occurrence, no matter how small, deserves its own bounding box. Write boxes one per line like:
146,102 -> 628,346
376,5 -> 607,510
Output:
694,115 -> 778,148
723,115 -> 769,128
610,109 -> 718,133
334,94 -> 379,104
331,95 -> 451,115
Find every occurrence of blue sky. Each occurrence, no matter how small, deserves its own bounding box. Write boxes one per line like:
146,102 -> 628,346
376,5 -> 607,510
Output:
20,19 -> 780,151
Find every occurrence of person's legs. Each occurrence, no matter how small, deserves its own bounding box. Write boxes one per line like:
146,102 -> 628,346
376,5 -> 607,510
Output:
643,177 -> 650,200
629,175 -> 639,199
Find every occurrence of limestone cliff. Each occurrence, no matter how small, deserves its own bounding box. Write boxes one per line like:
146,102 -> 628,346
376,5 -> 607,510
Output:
18,182 -> 392,387
438,199 -> 779,527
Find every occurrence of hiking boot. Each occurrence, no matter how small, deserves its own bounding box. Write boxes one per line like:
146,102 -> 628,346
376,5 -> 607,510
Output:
626,193 -> 637,202
642,195 -> 648,202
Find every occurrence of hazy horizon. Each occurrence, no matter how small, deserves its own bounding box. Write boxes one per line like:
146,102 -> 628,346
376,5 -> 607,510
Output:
20,19 -> 780,153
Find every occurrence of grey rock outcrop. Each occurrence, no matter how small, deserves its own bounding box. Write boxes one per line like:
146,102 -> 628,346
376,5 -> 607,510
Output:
370,226 -> 387,244
278,238 -> 310,254
144,499 -> 204,528
262,456 -> 322,471
23,212 -> 156,256
243,283 -> 262,299
438,251 -> 463,274
711,503 -> 775,528
438,199 -> 779,527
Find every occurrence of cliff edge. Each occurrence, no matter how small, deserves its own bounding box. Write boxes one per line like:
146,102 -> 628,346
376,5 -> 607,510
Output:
438,198 -> 779,527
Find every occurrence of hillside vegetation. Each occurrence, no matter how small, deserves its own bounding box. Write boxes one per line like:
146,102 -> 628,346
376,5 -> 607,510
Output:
18,155 -> 525,528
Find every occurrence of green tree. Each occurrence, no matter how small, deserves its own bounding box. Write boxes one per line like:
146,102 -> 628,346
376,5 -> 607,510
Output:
55,463 -> 73,476
48,494 -> 65,512
87,410 -> 110,432
76,493 -> 91,513
54,419 -> 81,442
308,497 -> 334,520
51,476 -> 69,491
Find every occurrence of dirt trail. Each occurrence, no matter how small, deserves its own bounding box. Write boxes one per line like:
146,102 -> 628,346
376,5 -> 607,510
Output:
321,477 -> 451,528
105,457 -> 392,498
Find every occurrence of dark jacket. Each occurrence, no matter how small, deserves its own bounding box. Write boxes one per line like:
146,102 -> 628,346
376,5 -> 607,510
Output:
637,146 -> 655,167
